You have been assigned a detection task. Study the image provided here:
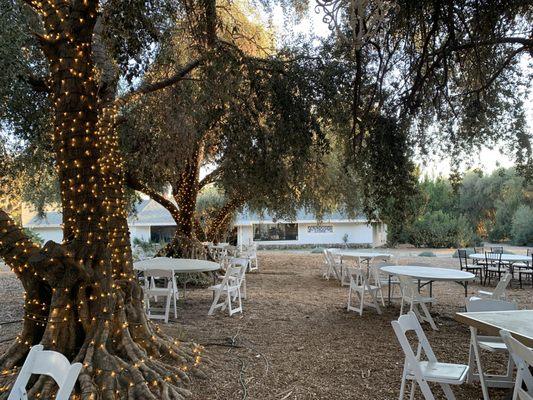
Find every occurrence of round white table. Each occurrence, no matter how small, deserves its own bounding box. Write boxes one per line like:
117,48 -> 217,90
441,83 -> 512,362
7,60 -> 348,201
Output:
380,265 -> 475,303
469,253 -> 530,263
134,258 -> 221,299
331,250 -> 393,261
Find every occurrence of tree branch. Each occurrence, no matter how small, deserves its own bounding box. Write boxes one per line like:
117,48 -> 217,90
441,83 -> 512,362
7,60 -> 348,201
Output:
118,57 -> 205,104
125,173 -> 181,221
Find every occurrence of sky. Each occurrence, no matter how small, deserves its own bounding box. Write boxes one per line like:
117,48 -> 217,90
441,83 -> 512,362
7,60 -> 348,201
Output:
266,4 -> 532,177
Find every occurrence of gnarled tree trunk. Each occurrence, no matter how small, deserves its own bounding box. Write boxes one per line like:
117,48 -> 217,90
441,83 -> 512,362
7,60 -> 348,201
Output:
0,2 -> 204,398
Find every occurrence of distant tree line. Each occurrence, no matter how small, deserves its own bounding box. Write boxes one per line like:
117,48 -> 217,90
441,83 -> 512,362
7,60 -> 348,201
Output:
389,168 -> 533,248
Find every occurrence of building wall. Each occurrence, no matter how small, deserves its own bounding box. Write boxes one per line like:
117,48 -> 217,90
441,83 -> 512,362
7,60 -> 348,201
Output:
130,226 -> 151,242
31,227 -> 63,243
237,222 -> 378,247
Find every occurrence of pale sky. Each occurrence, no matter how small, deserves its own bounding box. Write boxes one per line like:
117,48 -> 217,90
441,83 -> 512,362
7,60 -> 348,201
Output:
267,4 -> 533,177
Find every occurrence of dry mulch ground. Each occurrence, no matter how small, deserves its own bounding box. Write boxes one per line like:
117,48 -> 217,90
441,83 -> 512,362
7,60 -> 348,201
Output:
1,251 -> 533,399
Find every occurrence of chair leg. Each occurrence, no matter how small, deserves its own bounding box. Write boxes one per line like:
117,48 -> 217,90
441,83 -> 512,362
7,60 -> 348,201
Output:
208,290 -> 222,316
419,302 -> 438,331
439,383 -> 456,400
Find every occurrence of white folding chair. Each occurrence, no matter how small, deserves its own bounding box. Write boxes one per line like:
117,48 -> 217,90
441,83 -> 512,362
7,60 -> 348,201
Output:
465,298 -> 517,394
500,330 -> 533,400
369,262 -> 401,306
347,269 -> 382,315
323,249 -> 342,281
8,345 -> 82,400
143,268 -> 176,323
229,257 -> 249,300
398,275 -> 438,330
208,265 -> 244,316
392,312 -> 469,400
477,272 -> 512,300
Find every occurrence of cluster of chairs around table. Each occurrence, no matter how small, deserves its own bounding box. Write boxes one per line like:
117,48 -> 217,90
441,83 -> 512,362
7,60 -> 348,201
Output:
457,246 -> 533,288
323,248 -> 532,399
139,243 -> 259,323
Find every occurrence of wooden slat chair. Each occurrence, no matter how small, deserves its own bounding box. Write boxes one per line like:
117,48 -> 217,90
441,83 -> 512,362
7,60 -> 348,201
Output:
392,312 -> 469,400
8,345 -> 82,400
347,268 -> 382,315
500,330 -> 533,400
208,265 -> 244,316
143,268 -> 176,323
457,249 -> 483,282
484,251 -> 505,286
465,298 -> 517,388
398,275 -> 438,331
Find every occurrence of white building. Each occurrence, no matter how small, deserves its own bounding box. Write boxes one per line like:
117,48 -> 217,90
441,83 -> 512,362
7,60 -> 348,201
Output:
23,200 -> 387,248
235,210 -> 387,248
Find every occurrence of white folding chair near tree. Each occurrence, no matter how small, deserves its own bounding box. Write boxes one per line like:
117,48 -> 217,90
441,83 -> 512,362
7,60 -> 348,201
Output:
7,345 -> 82,400
208,264 -> 245,316
465,297 -> 517,391
398,275 -> 438,330
241,243 -> 259,272
143,268 -> 177,323
477,271 -> 512,300
347,268 -> 382,315
228,257 -> 249,300
500,330 -> 533,400
392,312 -> 469,400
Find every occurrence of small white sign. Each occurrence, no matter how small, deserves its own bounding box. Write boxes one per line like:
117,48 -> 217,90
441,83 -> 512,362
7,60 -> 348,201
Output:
307,225 -> 333,234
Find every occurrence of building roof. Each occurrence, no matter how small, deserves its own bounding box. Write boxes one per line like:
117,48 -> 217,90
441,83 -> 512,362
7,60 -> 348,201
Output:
128,198 -> 176,226
234,209 -> 369,226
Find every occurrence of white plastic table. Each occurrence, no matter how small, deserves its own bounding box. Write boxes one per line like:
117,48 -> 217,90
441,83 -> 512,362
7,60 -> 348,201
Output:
455,310 -> 533,400
469,253 -> 530,263
331,250 -> 393,261
380,265 -> 475,303
134,257 -> 221,298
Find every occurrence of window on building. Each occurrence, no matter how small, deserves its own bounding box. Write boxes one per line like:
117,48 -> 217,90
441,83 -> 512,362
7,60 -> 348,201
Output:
307,225 -> 333,233
150,226 -> 177,243
253,223 -> 298,241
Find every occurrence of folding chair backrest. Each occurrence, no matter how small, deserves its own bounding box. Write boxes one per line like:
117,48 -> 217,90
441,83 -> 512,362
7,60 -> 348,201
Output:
392,312 -> 438,370
8,345 -> 82,400
219,265 -> 244,288
493,272 -> 513,298
398,274 -> 418,298
485,251 -> 502,264
500,330 -> 533,400
457,249 -> 468,268
466,297 -> 517,312
491,246 -> 504,254
474,246 -> 485,254
369,262 -> 395,284
323,249 -> 335,266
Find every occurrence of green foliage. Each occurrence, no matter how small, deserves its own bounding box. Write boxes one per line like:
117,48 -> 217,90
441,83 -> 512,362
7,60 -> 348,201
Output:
418,251 -> 436,257
511,205 -> 533,246
23,228 -> 43,245
408,211 -> 475,248
310,247 -> 325,254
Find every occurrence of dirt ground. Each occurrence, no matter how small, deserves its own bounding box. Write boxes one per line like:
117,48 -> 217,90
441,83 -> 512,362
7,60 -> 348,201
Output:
1,251 -> 533,399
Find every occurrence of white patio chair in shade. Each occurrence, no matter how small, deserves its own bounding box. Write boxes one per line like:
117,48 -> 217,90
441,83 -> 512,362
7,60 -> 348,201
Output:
323,249 -> 341,280
477,271 -> 512,300
208,265 -> 244,316
347,269 -> 382,315
143,268 -> 175,323
241,244 -> 259,272
398,275 -> 438,330
7,345 -> 82,400
465,298 -> 517,390
369,262 -> 401,306
228,257 -> 249,300
500,330 -> 533,400
392,312 -> 469,400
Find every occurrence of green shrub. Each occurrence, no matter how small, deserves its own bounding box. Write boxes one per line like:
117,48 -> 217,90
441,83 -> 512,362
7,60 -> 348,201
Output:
511,205 -> 533,246
311,247 -> 325,254
408,211 -> 476,248
418,251 -> 436,257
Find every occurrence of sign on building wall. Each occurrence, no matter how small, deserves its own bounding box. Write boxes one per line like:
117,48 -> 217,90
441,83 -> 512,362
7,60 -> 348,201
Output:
307,225 -> 333,234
